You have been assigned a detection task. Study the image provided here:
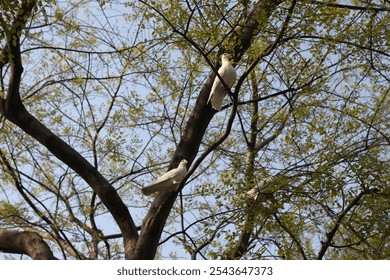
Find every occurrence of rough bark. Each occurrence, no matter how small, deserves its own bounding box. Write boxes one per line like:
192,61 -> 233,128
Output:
0,230 -> 57,260
232,0 -> 282,61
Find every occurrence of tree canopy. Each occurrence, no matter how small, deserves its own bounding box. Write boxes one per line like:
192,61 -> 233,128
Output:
0,0 -> 389,260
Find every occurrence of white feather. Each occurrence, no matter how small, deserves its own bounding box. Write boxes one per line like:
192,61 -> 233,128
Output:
246,177 -> 274,200
141,159 -> 188,195
207,53 -> 237,111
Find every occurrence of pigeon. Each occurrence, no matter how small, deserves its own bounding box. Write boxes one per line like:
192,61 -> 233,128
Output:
246,177 -> 274,200
141,159 -> 188,195
207,53 -> 237,111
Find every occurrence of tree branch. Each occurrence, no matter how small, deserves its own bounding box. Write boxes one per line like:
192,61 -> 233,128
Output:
317,189 -> 375,259
310,0 -> 389,12
274,213 -> 308,259
0,229 -> 57,260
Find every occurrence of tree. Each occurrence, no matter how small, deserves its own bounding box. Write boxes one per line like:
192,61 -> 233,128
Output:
0,0 -> 389,260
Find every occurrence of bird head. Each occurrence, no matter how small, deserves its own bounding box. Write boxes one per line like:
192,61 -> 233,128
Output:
180,159 -> 188,166
221,53 -> 233,64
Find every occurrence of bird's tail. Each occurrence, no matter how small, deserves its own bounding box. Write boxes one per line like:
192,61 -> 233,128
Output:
141,185 -> 157,196
210,95 -> 223,110
207,91 -> 213,105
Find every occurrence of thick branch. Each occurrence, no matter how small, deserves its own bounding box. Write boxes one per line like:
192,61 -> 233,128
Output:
0,1 -> 37,69
0,229 -> 57,260
232,0 -> 282,61
2,100 -> 139,260
1,0 -> 37,113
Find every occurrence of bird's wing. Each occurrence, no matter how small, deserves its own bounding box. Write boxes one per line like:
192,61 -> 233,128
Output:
208,65 -> 237,110
214,65 -> 230,90
256,177 -> 274,194
141,162 -> 187,195
207,69 -> 222,103
141,179 -> 175,195
224,66 -> 237,88
153,166 -> 182,183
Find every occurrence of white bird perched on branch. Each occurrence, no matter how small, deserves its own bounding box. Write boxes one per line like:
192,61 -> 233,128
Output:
141,159 -> 188,196
246,177 -> 274,200
207,53 -> 237,111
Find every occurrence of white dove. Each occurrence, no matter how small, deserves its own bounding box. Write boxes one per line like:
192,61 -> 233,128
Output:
141,159 -> 188,195
246,177 -> 274,200
207,53 -> 237,111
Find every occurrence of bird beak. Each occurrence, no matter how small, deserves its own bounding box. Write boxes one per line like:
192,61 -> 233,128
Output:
223,53 -> 234,63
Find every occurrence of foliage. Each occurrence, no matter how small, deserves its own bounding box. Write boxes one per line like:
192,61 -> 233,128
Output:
0,0 -> 389,259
